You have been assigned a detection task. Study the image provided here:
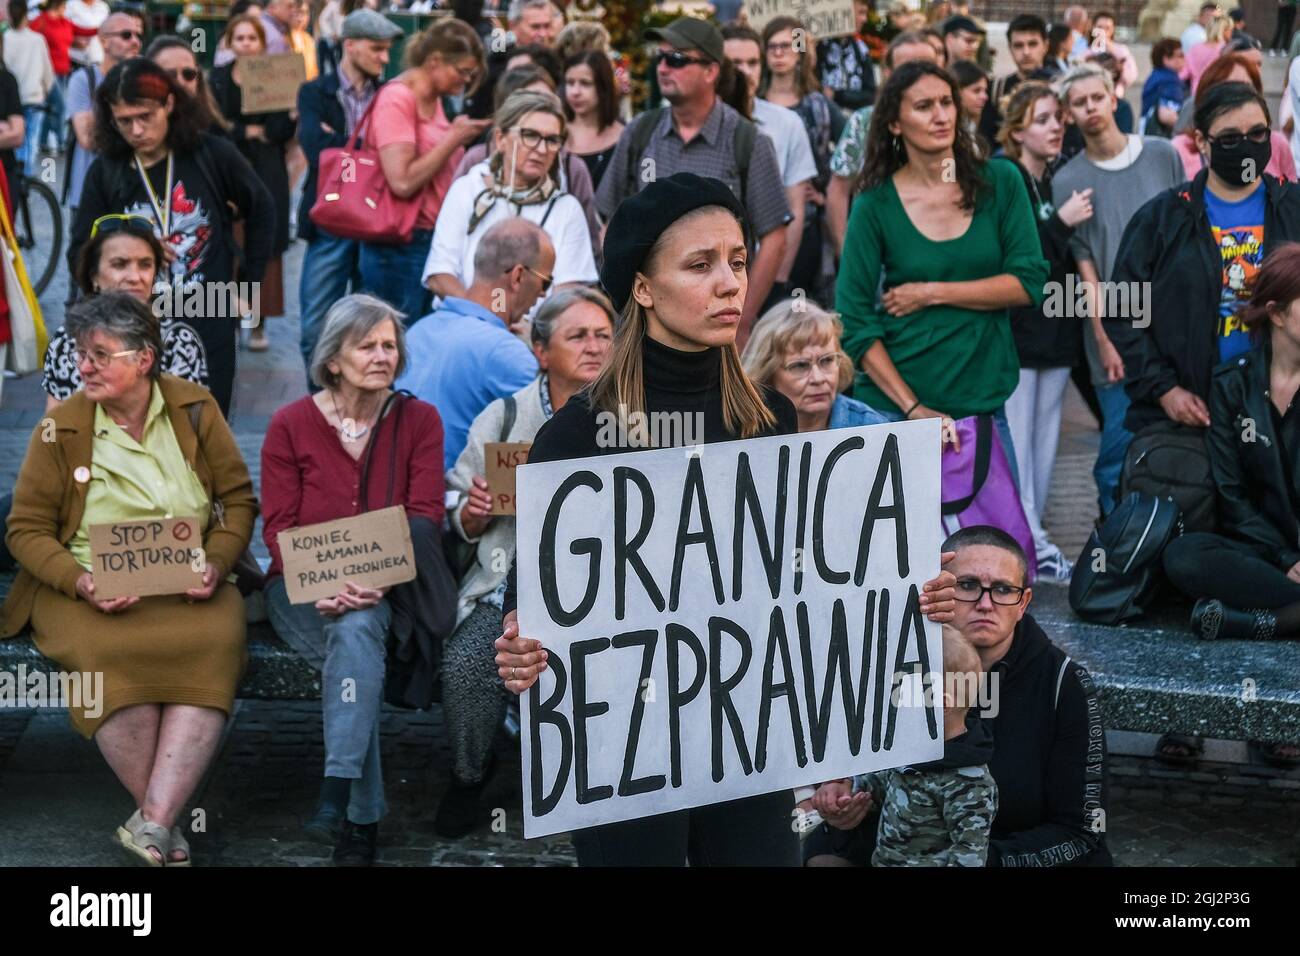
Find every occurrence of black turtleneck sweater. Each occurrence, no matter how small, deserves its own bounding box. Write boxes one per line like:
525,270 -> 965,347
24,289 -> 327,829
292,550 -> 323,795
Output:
502,336 -> 797,614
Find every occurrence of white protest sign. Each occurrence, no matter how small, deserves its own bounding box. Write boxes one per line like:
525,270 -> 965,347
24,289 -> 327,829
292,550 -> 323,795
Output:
744,0 -> 858,41
516,419 -> 943,838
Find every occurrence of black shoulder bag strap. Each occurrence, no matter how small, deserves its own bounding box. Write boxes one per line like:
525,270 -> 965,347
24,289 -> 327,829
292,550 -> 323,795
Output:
499,394 -> 517,441
359,389 -> 411,512
941,415 -> 993,516
732,116 -> 755,210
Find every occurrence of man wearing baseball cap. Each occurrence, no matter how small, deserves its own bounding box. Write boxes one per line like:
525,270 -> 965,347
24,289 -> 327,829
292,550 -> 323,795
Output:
942,14 -> 986,64
594,16 -> 792,341
295,8 -> 405,385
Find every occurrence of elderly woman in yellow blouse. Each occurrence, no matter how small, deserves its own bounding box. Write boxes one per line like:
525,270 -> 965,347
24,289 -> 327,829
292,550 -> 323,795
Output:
1,293 -> 256,868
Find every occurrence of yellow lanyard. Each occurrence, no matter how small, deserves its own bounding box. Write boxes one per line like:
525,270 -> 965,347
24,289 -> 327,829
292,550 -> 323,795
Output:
133,151 -> 173,238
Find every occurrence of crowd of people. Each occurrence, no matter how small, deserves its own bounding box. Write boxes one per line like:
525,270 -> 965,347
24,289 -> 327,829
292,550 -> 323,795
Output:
0,0 -> 1297,868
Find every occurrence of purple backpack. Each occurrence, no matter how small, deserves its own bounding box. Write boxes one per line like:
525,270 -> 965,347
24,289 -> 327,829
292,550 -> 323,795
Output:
941,415 -> 1037,582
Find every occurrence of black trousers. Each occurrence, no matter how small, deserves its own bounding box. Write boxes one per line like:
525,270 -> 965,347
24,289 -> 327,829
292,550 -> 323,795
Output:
1272,5 -> 1297,51
570,789 -> 800,866
1163,532 -> 1300,608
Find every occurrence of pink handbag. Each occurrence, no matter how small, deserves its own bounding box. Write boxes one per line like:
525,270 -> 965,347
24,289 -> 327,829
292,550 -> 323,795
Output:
309,89 -> 422,245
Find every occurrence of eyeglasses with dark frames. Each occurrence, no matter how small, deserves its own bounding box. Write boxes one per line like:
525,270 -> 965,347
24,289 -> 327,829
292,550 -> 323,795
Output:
953,577 -> 1027,606
512,126 -> 564,152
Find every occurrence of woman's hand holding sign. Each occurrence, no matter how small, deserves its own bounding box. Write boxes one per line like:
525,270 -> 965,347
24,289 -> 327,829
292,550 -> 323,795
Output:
918,551 -> 958,623
813,778 -> 873,829
184,564 -> 222,603
459,475 -> 496,539
75,572 -> 139,614
496,609 -> 548,694
315,581 -> 387,617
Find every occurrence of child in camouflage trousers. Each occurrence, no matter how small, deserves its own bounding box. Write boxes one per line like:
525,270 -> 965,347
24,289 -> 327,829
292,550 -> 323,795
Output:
854,626 -> 998,866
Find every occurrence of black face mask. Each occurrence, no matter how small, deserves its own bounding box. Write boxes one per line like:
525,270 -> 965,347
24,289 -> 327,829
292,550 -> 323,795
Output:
1208,136 -> 1272,187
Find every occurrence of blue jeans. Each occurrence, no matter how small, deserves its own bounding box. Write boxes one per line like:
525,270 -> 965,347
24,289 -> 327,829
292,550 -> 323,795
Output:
42,75 -> 66,152
358,228 -> 433,327
1094,382 -> 1133,517
265,577 -> 391,825
299,228 -> 361,386
18,105 -> 42,177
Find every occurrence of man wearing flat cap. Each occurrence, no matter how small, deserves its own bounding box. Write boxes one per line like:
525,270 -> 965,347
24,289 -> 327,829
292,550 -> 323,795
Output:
594,16 -> 791,341
294,8 -> 404,385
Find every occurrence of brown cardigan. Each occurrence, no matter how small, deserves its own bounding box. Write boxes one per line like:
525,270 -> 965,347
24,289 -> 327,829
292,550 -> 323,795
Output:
1,374 -> 258,638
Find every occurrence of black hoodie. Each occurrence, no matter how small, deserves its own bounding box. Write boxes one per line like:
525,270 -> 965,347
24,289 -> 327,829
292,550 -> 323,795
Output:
986,613 -> 1113,867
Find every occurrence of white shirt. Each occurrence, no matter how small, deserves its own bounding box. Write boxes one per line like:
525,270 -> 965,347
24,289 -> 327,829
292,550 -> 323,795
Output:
3,26 -> 55,106
66,0 -> 110,65
752,98 -> 817,188
423,160 -> 599,291
1180,23 -> 1207,53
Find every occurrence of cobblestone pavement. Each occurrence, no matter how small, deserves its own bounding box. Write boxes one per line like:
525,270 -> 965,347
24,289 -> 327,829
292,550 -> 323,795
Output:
3,46 -> 1299,866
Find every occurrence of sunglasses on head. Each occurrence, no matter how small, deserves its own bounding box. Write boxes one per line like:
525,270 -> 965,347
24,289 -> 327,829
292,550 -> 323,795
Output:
90,213 -> 155,241
1208,125 -> 1271,149
166,66 -> 200,83
657,50 -> 712,70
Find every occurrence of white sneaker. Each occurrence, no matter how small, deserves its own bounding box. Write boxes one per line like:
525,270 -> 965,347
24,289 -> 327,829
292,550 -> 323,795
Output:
1037,549 -> 1074,582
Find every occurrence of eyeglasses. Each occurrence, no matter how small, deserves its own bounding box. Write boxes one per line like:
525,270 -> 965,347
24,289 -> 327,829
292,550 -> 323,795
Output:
166,67 -> 200,83
452,63 -> 480,83
1208,125 -> 1271,149
657,50 -> 711,70
72,346 -> 141,370
512,126 -> 564,152
954,577 -> 1027,606
766,41 -> 795,54
781,354 -> 839,380
525,265 -> 553,293
105,30 -> 143,41
90,213 -> 155,241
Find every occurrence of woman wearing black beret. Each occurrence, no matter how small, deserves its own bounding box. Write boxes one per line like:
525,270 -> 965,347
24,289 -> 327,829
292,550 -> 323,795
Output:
492,172 -> 956,864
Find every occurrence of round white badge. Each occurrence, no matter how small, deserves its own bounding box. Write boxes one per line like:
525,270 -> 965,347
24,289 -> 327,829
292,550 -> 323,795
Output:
74,466 -> 91,484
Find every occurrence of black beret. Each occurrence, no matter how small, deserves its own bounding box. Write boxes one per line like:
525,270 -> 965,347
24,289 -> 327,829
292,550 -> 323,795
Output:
599,173 -> 749,313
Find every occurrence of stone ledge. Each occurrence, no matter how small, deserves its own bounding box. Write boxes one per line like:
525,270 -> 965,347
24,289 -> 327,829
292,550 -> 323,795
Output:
1,578 -> 1298,740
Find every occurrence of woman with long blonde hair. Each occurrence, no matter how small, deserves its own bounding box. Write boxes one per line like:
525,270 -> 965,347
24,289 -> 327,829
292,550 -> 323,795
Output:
492,172 -> 958,864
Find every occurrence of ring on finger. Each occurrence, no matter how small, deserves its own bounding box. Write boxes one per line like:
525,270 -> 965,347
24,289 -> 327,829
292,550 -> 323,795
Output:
511,666 -> 517,681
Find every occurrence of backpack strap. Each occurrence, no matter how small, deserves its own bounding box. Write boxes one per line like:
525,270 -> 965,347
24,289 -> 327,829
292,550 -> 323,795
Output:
732,116 -> 755,211
625,106 -> 667,199
498,394 -> 517,442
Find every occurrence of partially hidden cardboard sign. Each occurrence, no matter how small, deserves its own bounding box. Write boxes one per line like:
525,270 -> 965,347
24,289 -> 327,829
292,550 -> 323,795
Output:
239,52 -> 307,114
89,516 -> 203,599
278,505 -> 416,604
485,441 -> 532,515
744,0 -> 857,39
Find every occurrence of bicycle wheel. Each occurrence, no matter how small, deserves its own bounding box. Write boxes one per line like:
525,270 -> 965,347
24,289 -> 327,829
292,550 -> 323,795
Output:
14,177 -> 62,298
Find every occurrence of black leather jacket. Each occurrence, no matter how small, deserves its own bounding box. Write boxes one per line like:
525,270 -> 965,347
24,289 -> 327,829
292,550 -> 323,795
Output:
1207,342 -> 1300,568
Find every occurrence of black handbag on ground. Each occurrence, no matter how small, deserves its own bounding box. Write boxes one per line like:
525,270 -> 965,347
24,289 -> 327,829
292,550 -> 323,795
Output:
1069,491 -> 1181,624
1120,421 -> 1217,533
